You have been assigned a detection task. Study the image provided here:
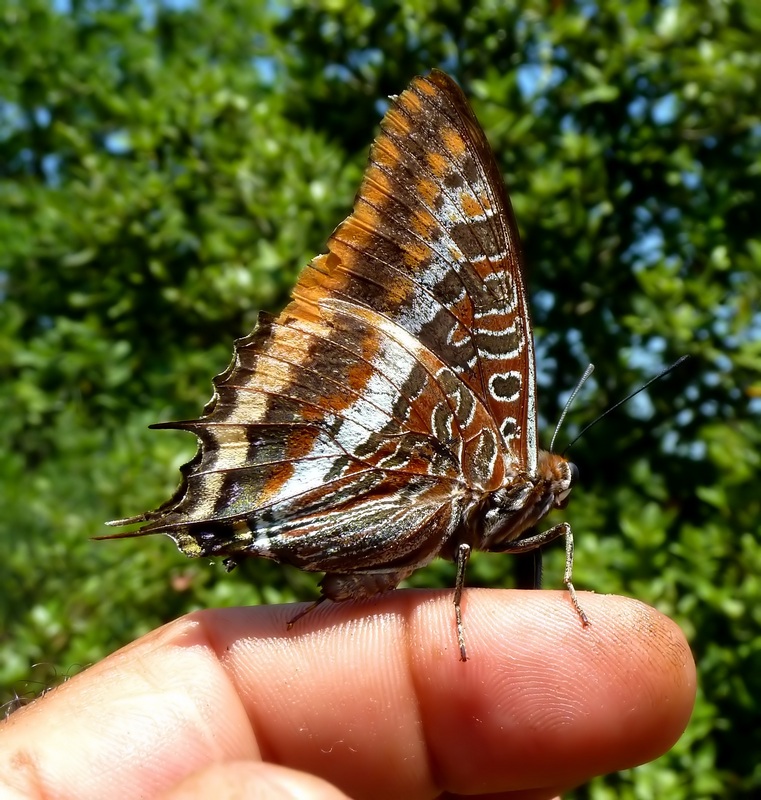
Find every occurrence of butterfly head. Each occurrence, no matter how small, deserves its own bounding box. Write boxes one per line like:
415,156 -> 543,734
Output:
476,452 -> 578,549
537,450 -> 578,511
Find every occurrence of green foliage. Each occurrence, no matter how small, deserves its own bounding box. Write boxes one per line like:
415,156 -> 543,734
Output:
1,0 -> 760,797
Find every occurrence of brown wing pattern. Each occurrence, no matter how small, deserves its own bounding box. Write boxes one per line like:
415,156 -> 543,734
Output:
116,294 -> 506,573
296,70 -> 537,469
106,71 -> 537,579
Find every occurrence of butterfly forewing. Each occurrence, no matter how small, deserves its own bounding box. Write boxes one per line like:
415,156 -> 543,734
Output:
299,72 -> 537,469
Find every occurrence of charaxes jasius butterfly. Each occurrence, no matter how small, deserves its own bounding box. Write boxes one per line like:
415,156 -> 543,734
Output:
104,69 -> 588,660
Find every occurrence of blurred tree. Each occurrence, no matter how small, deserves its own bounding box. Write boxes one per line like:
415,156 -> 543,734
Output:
1,1 -> 759,797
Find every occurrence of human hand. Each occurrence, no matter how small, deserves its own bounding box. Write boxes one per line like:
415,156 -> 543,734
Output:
0,590 -> 695,799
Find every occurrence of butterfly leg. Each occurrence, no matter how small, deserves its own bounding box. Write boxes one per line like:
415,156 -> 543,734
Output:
561,524 -> 589,626
454,543 -> 471,662
286,596 -> 328,629
497,523 -> 589,627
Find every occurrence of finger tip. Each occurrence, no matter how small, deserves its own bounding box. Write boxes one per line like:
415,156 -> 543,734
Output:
406,590 -> 696,793
194,590 -> 695,798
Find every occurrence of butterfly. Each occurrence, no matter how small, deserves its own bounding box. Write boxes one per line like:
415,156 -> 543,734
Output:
103,70 -> 588,660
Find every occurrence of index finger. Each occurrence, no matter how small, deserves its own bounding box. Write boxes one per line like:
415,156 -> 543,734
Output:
0,590 -> 695,799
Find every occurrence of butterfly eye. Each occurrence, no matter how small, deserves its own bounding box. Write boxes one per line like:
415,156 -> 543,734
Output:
555,462 -> 578,508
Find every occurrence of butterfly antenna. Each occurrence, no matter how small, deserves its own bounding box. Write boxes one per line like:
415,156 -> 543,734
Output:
563,355 -> 690,455
550,363 -> 595,453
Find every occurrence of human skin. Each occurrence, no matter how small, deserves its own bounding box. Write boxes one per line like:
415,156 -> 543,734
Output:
0,589 -> 696,800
